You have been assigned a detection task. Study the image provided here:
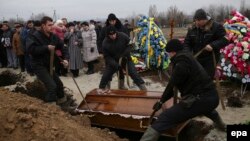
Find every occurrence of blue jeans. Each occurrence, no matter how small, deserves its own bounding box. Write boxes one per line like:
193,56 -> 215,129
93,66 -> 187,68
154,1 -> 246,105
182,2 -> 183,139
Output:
6,48 -> 17,68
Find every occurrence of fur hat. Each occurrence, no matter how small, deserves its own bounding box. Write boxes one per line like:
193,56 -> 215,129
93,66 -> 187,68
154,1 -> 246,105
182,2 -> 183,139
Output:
107,13 -> 117,21
194,9 -> 208,20
55,20 -> 63,25
165,39 -> 183,52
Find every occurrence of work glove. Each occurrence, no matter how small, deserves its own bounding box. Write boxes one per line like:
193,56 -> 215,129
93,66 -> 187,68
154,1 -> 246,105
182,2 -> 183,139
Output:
153,101 -> 163,111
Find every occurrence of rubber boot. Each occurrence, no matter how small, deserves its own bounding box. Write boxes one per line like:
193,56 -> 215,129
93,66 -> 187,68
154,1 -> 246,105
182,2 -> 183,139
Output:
118,79 -> 128,90
213,114 -> 227,131
140,126 -> 160,141
138,83 -> 147,91
206,111 -> 226,132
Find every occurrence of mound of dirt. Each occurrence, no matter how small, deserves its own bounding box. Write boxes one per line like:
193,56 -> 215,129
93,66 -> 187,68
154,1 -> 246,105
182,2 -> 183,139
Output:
0,88 -> 127,141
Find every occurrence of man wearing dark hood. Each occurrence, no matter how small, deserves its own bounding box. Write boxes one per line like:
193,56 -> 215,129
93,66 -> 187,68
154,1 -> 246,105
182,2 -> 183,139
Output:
97,13 -> 128,53
98,26 -> 146,93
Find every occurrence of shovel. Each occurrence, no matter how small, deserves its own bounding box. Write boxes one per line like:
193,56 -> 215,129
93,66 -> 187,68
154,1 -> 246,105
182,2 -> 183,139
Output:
50,48 -> 55,76
72,77 -> 92,111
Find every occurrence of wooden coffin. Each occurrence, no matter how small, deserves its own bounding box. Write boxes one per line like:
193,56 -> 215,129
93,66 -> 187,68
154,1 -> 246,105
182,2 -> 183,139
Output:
76,89 -> 190,137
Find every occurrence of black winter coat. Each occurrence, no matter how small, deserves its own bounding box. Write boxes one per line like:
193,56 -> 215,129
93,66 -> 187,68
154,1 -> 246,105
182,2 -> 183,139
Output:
160,51 -> 215,102
184,20 -> 228,62
26,30 -> 69,69
97,19 -> 128,53
102,32 -> 130,69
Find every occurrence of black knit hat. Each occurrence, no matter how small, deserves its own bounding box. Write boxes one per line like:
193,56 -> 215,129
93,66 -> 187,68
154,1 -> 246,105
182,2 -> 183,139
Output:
107,13 -> 117,21
67,22 -> 75,27
106,25 -> 117,36
193,9 -> 208,20
81,21 -> 89,26
34,20 -> 41,27
165,39 -> 183,52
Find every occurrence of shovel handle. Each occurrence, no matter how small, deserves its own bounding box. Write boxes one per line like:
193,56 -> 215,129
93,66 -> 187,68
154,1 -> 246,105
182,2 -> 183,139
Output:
148,109 -> 157,126
50,48 -> 55,76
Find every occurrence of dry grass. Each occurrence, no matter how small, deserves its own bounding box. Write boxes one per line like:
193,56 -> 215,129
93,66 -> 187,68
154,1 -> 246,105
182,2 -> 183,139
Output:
161,27 -> 188,40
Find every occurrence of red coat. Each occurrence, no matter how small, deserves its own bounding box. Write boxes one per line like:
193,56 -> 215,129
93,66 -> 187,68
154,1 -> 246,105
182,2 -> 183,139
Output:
52,26 -> 65,41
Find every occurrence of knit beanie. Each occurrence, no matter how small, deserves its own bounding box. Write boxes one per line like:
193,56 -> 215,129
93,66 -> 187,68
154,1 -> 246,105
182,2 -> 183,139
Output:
107,13 -> 117,21
67,22 -> 75,27
165,39 -> 183,52
194,9 -> 208,20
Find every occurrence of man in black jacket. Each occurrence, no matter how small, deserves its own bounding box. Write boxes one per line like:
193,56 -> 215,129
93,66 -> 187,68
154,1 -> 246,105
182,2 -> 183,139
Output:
97,13 -> 128,53
98,26 -> 146,92
140,39 -> 225,141
184,9 -> 229,79
0,23 -> 8,68
26,16 -> 69,105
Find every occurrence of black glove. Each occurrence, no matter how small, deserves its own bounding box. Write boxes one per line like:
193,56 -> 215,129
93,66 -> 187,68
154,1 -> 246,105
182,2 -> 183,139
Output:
90,47 -> 94,53
153,101 -> 163,111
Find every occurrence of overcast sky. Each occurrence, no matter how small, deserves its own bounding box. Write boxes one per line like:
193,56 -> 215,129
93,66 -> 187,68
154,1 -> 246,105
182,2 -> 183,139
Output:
0,0 -> 249,21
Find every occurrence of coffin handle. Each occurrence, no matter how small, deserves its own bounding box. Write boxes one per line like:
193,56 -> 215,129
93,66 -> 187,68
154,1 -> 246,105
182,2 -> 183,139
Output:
85,113 -> 96,117
140,120 -> 149,129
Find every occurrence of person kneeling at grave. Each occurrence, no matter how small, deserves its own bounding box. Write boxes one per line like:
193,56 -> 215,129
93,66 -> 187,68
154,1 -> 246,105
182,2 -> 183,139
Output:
140,39 -> 226,141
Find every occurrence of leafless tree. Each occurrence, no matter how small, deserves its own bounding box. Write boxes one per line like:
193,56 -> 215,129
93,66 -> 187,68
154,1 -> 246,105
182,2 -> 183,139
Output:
30,13 -> 48,21
148,4 -> 158,18
166,6 -> 187,27
157,11 -> 168,27
240,0 -> 246,14
206,5 -> 217,20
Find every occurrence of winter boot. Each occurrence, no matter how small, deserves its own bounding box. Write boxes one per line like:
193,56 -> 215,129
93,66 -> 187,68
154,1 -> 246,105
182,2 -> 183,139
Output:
138,84 -> 147,91
57,95 -> 77,113
106,81 -> 111,89
140,126 -> 160,141
44,93 -> 57,102
56,95 -> 67,105
213,115 -> 227,131
118,79 -> 128,90
206,111 -> 226,132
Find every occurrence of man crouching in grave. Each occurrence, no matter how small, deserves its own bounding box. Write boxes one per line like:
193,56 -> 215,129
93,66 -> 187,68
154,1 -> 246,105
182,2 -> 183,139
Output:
140,39 -> 226,141
98,25 -> 147,94
26,16 -> 73,109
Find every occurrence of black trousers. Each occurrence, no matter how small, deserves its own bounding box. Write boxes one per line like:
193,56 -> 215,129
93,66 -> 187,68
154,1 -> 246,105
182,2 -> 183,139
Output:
17,55 -> 25,72
54,57 -> 66,76
99,60 -> 144,89
151,89 -> 219,133
87,61 -> 94,72
32,64 -> 65,102
25,53 -> 33,73
0,46 -> 7,67
70,69 -> 79,77
198,56 -> 216,79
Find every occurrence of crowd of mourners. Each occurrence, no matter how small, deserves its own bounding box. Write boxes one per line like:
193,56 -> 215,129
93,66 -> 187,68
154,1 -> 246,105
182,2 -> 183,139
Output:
0,13 -> 132,77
